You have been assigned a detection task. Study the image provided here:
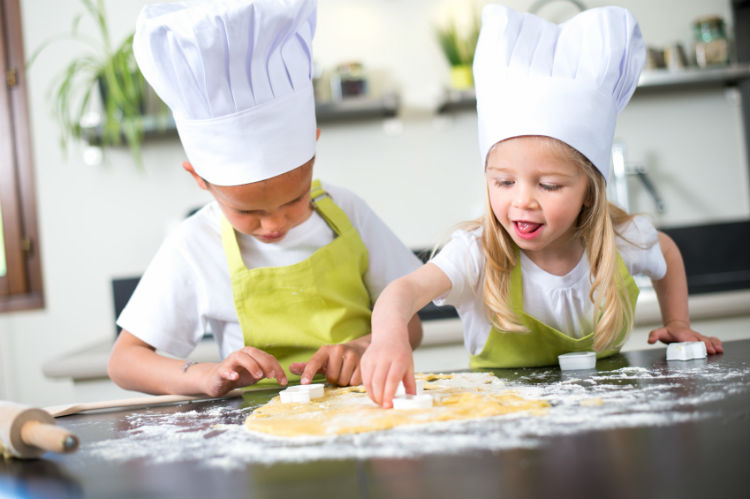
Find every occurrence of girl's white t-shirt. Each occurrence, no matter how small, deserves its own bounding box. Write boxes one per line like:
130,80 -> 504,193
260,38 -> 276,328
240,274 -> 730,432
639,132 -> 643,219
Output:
117,182 -> 421,359
431,216 -> 667,355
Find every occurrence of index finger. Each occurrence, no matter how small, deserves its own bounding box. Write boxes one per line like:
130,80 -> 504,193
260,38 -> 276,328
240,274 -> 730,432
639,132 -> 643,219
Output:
243,347 -> 288,386
382,367 -> 412,409
300,349 -> 328,384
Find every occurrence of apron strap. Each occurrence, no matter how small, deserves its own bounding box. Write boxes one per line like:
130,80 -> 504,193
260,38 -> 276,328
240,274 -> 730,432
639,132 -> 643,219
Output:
310,179 -> 354,237
508,247 -> 524,315
221,214 -> 245,275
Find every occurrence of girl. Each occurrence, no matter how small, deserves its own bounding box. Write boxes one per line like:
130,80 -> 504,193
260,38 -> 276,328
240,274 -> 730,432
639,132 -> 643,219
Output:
362,5 -> 722,407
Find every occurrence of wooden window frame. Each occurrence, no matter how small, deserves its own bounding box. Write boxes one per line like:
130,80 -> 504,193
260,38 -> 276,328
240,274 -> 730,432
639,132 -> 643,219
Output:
0,0 -> 43,312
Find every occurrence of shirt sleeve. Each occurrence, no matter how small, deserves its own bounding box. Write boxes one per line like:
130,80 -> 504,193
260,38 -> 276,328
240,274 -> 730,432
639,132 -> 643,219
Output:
116,225 -> 207,358
323,183 -> 422,300
616,215 -> 667,280
429,229 -> 484,307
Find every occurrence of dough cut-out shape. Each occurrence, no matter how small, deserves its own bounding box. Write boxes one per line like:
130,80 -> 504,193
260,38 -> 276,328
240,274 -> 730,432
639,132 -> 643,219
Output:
245,373 -> 549,437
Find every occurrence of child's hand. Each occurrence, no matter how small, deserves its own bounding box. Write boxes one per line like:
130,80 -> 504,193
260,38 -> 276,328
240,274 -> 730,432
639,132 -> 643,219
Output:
203,346 -> 287,397
647,321 -> 724,355
361,336 -> 415,408
289,336 -> 371,387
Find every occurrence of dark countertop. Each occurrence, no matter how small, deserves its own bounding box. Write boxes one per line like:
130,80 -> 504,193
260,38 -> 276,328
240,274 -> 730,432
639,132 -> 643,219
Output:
3,340 -> 749,499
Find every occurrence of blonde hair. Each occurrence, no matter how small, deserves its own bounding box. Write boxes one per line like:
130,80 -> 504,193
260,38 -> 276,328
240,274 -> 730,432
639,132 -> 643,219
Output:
475,136 -> 635,352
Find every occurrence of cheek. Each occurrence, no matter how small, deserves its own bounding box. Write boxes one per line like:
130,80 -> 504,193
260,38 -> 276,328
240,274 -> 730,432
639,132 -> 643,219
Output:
287,201 -> 312,224
488,189 -> 508,221
224,212 -> 260,235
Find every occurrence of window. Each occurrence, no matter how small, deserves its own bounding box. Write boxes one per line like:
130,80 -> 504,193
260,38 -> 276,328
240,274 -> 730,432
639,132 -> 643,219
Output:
0,0 -> 43,312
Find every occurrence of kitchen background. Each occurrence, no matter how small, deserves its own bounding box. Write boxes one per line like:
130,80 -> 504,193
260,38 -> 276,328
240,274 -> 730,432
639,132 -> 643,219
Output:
1,0 -> 748,406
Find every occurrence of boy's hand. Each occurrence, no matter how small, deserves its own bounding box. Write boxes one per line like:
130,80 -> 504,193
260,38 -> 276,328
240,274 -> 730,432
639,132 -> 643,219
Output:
203,346 -> 287,397
289,336 -> 371,387
648,321 -> 724,355
361,336 -> 415,409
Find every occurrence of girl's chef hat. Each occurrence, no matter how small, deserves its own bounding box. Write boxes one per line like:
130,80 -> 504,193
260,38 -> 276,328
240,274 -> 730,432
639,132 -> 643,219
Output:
133,0 -> 317,186
473,6 -> 645,181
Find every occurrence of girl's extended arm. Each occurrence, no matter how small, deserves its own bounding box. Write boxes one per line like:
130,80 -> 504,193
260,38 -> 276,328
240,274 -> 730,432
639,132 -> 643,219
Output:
361,263 -> 452,407
107,330 -> 287,396
648,232 -> 723,354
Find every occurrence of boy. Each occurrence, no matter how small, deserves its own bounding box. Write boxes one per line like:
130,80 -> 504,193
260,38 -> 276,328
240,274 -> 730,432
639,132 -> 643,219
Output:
107,0 -> 422,397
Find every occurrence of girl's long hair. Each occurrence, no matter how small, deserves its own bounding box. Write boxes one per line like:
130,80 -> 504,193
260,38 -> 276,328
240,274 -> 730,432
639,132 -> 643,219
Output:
478,137 -> 636,352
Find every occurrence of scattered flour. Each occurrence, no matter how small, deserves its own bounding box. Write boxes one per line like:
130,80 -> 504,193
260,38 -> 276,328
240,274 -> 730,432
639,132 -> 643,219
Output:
81,361 -> 750,468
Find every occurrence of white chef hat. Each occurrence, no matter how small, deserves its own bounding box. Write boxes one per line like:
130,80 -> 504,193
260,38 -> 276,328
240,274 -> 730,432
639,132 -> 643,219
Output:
473,6 -> 645,181
133,0 -> 317,186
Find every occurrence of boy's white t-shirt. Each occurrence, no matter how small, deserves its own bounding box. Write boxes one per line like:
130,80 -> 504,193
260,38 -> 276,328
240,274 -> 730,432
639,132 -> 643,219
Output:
431,216 -> 667,355
117,182 -> 421,359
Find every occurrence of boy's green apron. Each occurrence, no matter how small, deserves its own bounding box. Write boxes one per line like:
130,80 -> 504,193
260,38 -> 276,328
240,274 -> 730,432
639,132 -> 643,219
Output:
221,180 -> 372,381
470,252 -> 639,368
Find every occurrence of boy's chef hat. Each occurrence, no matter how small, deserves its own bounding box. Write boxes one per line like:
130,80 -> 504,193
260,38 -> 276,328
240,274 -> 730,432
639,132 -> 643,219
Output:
473,6 -> 645,181
133,0 -> 317,186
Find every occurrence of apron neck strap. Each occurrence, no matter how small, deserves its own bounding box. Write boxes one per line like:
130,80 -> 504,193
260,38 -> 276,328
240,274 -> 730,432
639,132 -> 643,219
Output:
310,180 -> 352,237
221,214 -> 245,274
508,246 -> 524,315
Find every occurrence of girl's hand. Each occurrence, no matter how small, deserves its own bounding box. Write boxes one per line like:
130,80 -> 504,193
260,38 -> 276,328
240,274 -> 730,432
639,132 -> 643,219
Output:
202,346 -> 287,397
289,335 -> 371,387
361,334 -> 415,408
647,321 -> 724,355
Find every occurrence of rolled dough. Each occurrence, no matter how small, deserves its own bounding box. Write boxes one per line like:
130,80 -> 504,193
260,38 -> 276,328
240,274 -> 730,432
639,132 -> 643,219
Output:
244,373 -> 549,437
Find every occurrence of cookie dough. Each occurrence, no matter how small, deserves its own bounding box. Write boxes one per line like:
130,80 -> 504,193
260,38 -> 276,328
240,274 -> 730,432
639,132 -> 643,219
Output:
245,373 -> 549,437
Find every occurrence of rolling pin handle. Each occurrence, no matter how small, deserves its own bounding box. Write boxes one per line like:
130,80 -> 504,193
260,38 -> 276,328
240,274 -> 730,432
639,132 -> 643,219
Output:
20,420 -> 80,454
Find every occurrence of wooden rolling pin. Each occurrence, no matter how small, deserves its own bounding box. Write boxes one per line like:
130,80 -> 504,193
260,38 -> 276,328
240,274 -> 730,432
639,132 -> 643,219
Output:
0,401 -> 79,459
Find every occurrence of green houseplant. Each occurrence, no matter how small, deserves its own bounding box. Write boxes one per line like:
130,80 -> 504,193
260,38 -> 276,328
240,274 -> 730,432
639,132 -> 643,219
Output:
28,0 -> 164,166
435,15 -> 480,90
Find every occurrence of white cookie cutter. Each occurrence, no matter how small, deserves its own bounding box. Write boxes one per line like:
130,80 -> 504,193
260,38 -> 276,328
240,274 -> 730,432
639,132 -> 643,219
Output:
666,341 -> 707,361
392,393 -> 433,410
558,351 -> 597,371
279,383 -> 325,404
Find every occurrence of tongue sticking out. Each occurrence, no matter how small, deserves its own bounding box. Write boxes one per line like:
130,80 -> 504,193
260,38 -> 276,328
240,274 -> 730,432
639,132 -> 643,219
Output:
516,221 -> 542,234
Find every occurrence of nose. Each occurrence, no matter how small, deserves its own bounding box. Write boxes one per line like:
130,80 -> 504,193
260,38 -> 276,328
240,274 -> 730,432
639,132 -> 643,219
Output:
512,183 -> 538,210
260,210 -> 286,232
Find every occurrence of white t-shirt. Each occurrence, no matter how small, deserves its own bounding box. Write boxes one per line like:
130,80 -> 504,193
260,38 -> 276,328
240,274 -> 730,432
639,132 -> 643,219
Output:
432,216 -> 667,355
117,182 -> 421,359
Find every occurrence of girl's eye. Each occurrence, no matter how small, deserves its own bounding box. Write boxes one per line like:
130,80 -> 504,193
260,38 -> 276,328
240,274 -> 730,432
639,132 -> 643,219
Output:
493,179 -> 514,188
540,183 -> 561,191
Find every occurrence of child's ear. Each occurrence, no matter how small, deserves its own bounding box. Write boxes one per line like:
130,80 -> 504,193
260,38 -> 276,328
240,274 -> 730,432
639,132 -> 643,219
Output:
182,161 -> 209,190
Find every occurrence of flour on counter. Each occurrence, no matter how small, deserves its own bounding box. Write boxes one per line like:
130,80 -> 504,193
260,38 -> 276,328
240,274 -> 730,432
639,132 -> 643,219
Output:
81,362 -> 750,467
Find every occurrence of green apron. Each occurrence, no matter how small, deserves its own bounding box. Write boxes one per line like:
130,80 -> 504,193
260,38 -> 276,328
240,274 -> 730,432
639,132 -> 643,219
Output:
469,251 -> 639,369
221,180 -> 372,381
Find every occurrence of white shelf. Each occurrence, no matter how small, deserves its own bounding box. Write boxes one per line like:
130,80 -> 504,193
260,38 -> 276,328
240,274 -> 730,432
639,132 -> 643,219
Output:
437,63 -> 750,112
637,63 -> 750,90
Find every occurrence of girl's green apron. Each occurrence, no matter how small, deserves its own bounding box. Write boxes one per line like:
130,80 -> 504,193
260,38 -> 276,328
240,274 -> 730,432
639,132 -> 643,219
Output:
470,252 -> 639,368
221,180 -> 371,382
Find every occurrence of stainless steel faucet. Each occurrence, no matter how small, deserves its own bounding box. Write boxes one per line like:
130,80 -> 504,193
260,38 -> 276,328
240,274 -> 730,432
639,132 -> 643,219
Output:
609,141 -> 666,214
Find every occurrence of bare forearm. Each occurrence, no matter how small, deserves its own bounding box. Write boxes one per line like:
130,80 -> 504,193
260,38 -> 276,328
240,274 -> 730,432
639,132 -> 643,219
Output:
406,314 -> 423,350
652,232 -> 691,328
107,331 -> 209,395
